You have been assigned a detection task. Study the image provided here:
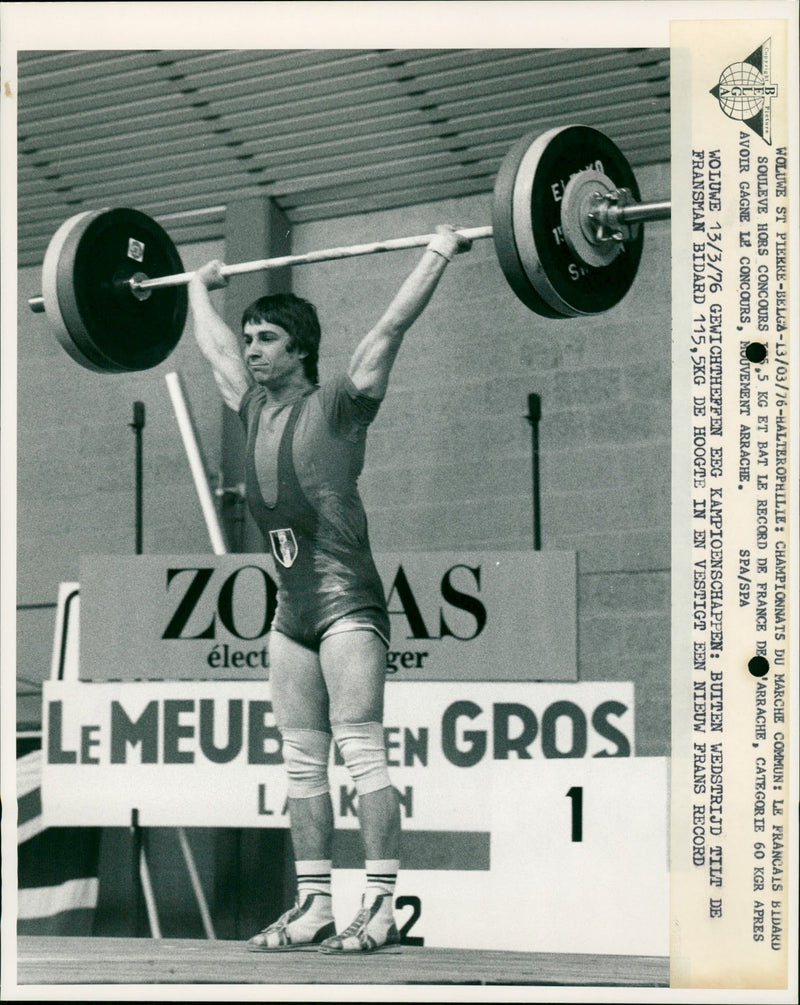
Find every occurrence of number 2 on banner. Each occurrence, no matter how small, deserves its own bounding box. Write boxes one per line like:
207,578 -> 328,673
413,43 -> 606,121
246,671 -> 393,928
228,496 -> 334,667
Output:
567,786 -> 583,842
396,895 -> 424,946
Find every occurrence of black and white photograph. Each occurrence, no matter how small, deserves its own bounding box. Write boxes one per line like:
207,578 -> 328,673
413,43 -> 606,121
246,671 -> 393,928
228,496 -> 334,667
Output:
1,2 -> 796,1000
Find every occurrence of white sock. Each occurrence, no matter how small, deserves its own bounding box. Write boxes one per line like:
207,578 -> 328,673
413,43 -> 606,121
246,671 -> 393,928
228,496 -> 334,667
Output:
295,859 -> 332,903
365,858 -> 398,906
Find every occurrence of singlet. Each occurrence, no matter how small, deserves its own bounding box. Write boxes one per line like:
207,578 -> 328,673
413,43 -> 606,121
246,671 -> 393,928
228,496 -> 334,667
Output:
239,374 -> 390,648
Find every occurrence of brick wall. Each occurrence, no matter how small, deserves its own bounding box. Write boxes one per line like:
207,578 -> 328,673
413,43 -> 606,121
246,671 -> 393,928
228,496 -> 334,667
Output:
292,162 -> 671,754
17,162 -> 670,751
16,239 -> 228,724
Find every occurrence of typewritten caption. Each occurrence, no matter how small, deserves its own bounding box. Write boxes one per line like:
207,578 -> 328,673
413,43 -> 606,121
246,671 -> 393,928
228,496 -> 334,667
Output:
672,21 -> 791,989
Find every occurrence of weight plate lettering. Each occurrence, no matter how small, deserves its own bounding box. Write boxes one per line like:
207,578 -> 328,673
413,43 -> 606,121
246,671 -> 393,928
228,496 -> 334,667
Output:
560,168 -> 633,269
511,125 -> 643,316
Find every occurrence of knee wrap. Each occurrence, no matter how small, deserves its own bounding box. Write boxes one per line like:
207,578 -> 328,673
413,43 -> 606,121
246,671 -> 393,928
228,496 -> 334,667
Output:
280,728 -> 332,799
332,722 -> 392,796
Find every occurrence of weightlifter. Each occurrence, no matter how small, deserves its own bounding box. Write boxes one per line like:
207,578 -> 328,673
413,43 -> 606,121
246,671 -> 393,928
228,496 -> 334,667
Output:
188,225 -> 472,954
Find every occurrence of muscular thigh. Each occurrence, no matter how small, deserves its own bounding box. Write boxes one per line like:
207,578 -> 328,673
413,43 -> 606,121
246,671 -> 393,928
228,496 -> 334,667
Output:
268,630 -> 329,730
319,629 -> 388,724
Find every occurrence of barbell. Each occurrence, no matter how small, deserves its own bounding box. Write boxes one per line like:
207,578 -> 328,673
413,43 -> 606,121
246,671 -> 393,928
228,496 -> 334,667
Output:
29,124 -> 672,374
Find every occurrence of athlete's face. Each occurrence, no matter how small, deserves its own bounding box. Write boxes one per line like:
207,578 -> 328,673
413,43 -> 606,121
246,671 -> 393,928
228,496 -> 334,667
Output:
242,321 -> 306,387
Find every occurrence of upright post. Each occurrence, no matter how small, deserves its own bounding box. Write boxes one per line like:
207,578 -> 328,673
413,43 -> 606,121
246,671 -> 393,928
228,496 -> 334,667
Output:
128,405 -> 147,935
526,394 -> 542,551
129,401 -> 145,554
130,808 -> 146,936
165,372 -> 228,555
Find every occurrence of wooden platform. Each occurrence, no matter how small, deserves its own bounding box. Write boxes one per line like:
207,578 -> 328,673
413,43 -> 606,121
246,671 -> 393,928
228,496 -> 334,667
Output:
17,936 -> 668,987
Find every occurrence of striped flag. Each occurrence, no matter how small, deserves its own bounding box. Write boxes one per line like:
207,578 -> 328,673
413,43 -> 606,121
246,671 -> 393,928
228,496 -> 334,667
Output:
17,737 -> 101,935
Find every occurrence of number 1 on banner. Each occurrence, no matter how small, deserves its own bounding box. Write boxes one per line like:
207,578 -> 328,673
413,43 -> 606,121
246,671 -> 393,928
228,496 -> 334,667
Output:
567,786 -> 583,842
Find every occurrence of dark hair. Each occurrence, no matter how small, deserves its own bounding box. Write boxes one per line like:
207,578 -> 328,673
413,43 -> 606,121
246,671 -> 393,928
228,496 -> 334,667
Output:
241,293 -> 321,385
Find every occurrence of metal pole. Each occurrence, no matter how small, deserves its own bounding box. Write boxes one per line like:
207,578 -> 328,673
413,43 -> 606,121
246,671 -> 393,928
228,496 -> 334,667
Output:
616,200 -> 672,224
130,226 -> 495,293
129,401 -> 145,554
130,808 -> 146,936
177,828 -> 217,940
165,371 -> 229,556
526,394 -> 542,552
138,841 -> 162,939
165,370 -> 229,940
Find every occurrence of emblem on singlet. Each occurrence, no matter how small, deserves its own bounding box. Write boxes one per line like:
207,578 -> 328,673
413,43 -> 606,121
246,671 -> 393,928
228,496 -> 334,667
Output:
269,528 -> 298,568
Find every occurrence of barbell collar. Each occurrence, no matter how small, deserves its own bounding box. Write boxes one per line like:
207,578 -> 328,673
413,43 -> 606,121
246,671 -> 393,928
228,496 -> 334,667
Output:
584,193 -> 671,247
615,199 -> 671,224
130,226 -> 495,294
588,193 -> 671,234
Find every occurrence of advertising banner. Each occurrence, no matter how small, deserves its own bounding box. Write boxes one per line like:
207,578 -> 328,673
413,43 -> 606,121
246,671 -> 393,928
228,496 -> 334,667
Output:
79,550 -> 577,682
41,680 -> 631,827
41,677 -> 667,955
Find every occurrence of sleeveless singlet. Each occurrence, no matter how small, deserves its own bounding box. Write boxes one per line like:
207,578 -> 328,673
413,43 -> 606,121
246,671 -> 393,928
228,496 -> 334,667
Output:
240,377 -> 390,650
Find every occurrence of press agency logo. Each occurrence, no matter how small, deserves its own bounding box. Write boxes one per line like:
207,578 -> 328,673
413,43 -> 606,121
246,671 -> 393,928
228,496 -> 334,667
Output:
710,38 -> 777,145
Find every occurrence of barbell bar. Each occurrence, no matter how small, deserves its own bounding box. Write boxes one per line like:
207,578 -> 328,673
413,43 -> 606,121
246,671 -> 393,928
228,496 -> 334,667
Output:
29,124 -> 672,373
128,227 -> 496,294
26,227 -> 496,311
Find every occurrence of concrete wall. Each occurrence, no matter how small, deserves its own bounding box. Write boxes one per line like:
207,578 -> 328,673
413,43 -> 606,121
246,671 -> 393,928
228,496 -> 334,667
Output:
17,161 -> 670,752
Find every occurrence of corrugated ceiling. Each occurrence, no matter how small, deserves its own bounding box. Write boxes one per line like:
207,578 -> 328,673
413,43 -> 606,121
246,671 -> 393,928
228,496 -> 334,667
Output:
17,48 -> 670,267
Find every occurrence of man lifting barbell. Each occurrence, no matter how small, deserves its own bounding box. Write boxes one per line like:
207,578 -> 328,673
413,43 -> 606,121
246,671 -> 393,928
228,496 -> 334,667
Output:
28,124 -> 670,949
187,225 -> 472,954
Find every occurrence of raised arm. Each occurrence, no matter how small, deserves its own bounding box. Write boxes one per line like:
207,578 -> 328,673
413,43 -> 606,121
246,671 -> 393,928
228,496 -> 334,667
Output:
188,261 -> 253,412
348,225 -> 472,399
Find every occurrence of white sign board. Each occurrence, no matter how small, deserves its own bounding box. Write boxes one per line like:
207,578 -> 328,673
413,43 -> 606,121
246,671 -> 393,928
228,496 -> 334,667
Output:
336,757 -> 669,956
78,551 -> 577,681
41,678 -> 668,955
42,680 -> 632,828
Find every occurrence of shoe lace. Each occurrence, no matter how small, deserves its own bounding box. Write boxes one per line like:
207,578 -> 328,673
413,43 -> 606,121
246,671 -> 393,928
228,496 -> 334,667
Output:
262,899 -> 303,933
337,905 -> 371,938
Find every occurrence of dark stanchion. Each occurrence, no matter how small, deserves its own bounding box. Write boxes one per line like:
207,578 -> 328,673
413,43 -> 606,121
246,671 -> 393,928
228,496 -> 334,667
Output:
129,402 -> 145,554
526,393 -> 542,551
130,808 -> 147,936
128,410 -> 157,935
128,407 -> 151,935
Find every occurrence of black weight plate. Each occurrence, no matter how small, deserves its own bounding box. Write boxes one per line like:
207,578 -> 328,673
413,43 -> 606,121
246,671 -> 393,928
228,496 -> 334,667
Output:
512,125 -> 643,316
55,208 -> 187,372
46,210 -> 156,373
492,127 -> 566,319
54,210 -> 128,371
41,211 -> 113,371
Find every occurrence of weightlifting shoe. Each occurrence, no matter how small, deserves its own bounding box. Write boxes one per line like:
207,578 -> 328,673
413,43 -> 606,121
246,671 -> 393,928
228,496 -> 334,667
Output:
318,892 -> 400,954
247,893 -> 336,952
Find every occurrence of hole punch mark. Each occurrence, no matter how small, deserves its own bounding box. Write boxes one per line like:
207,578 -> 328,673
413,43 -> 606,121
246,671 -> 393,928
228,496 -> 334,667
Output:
746,342 -> 767,363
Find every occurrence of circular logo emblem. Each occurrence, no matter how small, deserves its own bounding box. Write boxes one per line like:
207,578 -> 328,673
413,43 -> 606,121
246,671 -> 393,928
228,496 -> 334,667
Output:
715,61 -> 770,120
